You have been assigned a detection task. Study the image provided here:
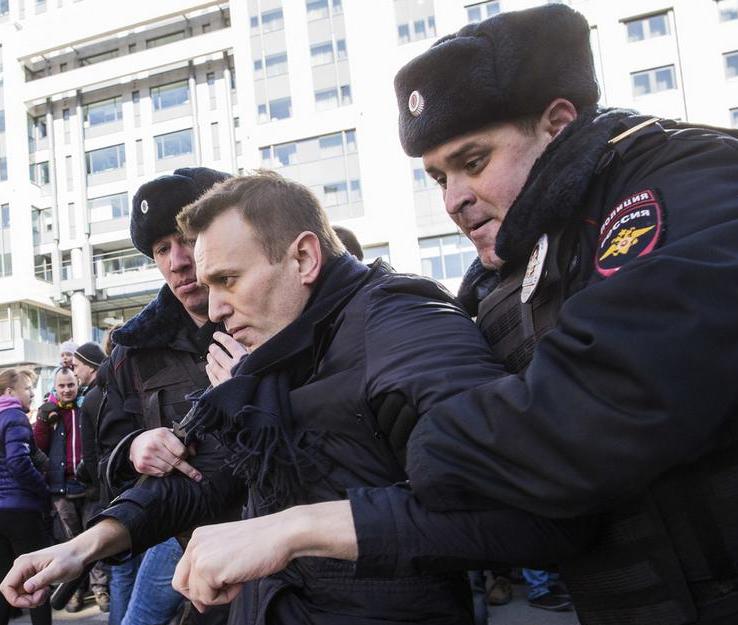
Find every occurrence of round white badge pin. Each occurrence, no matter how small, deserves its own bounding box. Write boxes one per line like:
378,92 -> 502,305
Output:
521,233 -> 549,303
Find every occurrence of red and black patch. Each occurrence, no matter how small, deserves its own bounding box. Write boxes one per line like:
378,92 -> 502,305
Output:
595,189 -> 663,278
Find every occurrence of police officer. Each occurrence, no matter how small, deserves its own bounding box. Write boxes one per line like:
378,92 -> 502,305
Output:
391,5 -> 738,625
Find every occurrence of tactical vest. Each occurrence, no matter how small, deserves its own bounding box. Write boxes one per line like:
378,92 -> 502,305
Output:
476,208 -> 738,625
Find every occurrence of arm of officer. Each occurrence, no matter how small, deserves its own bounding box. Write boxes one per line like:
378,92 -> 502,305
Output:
407,154 -> 738,518
0,519 -> 129,608
99,348 -> 201,485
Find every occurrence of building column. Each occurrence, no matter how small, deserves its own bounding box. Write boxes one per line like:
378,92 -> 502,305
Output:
70,290 -> 92,343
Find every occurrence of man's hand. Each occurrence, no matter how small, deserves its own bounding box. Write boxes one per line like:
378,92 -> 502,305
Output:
172,501 -> 358,613
205,332 -> 248,387
0,519 -> 130,608
129,428 -> 201,481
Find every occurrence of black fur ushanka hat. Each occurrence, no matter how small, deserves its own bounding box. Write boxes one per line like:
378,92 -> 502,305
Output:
394,4 -> 600,157
130,167 -> 231,258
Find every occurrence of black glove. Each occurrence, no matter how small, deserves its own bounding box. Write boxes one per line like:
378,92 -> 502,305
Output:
36,402 -> 59,425
75,458 -> 92,485
371,391 -> 418,468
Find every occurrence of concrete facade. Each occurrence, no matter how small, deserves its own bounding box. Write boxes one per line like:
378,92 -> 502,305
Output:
0,0 -> 735,374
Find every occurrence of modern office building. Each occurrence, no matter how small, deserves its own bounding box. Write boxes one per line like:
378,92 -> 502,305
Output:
0,0 -> 736,380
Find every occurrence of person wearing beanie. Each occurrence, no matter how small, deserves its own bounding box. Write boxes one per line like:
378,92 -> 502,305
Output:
70,341 -> 110,613
94,167 -> 237,625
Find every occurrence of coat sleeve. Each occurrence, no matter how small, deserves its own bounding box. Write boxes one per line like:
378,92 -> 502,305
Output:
351,282 -> 595,576
362,281 -> 506,417
91,434 -> 245,556
406,133 -> 738,518
348,484 -> 597,578
5,413 -> 48,497
97,348 -> 142,495
32,418 -> 52,454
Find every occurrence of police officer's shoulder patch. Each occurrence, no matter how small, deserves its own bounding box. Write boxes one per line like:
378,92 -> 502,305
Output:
595,188 -> 664,278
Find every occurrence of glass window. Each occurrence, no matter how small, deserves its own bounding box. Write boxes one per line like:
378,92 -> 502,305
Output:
631,65 -> 677,96
29,162 -> 50,185
146,31 -> 185,49
346,129 -> 357,152
88,192 -> 129,222
413,167 -> 428,190
0,0 -> 8,16
151,81 -> 189,111
1,204 -> 9,229
80,49 -> 119,66
265,52 -> 288,77
718,0 -> 738,22
268,97 -> 291,121
340,84 -> 352,105
84,96 -> 123,126
253,58 -> 264,78
155,128 -> 193,160
315,88 -> 338,110
250,15 -> 259,30
725,51 -> 738,79
363,244 -> 390,265
465,1 -> 499,23
306,0 -> 329,20
323,181 -> 348,206
274,143 -> 297,167
332,0 -> 343,13
0,157 -> 6,182
731,108 -> 738,128
336,39 -> 347,59
414,19 -> 426,38
0,110 -> 4,133
398,23 -> 410,43
86,144 -> 126,175
311,42 -> 334,66
319,132 -> 343,157
419,234 -> 476,280
625,13 -> 670,42
261,8 -> 284,32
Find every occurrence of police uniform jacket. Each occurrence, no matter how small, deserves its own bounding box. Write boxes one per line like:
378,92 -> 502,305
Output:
388,110 -> 738,625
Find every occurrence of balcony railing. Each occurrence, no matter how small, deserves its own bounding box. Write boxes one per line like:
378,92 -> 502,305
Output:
93,248 -> 155,278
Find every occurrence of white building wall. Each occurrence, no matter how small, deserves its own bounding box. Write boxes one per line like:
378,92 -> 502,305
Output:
0,0 -> 734,367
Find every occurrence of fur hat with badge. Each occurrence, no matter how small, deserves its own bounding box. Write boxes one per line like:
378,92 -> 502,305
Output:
394,4 -> 600,156
131,167 -> 232,258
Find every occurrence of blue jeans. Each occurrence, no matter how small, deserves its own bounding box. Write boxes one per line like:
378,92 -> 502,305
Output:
109,555 -> 143,625
121,538 -> 185,625
522,568 -> 551,600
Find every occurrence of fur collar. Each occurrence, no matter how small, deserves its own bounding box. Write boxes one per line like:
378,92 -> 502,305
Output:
458,108 -> 636,311
112,284 -> 191,350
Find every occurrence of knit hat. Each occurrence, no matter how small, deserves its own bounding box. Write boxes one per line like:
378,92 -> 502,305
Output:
74,342 -> 106,369
130,167 -> 232,258
60,339 -> 77,355
394,4 -> 600,156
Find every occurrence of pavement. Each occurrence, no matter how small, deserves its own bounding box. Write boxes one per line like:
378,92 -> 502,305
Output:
12,583 -> 581,625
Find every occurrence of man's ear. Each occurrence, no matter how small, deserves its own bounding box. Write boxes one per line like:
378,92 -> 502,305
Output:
290,231 -> 322,286
540,98 -> 578,140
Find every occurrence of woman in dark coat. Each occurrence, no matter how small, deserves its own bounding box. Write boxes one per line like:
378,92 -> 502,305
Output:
0,368 -> 51,625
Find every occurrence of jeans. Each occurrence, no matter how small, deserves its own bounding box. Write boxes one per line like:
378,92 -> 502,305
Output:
109,554 -> 143,625
121,538 -> 185,625
522,568 -> 552,600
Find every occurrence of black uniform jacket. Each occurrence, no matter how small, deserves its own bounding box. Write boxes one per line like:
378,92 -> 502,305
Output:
403,114 -> 738,519
94,258 -> 594,624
